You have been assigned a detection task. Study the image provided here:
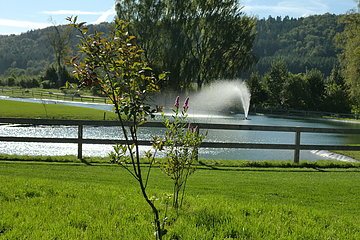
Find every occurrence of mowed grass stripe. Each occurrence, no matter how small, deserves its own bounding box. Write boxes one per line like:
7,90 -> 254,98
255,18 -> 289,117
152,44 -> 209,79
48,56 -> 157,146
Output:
0,162 -> 359,239
0,99 -> 116,120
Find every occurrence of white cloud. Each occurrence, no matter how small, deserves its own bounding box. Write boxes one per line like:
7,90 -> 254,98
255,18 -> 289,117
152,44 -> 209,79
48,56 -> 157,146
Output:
0,4 -> 116,35
243,0 -> 330,18
41,6 -> 116,24
0,18 -> 50,29
93,7 -> 116,24
42,10 -> 103,15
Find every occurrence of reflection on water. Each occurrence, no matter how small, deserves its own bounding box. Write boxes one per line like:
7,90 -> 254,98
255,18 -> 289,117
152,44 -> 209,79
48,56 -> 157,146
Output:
1,114 -> 359,161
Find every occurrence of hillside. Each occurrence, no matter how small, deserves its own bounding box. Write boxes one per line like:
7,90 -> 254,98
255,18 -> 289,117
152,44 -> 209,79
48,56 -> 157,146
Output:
0,13 -> 344,78
0,22 -> 112,76
253,13 -> 344,76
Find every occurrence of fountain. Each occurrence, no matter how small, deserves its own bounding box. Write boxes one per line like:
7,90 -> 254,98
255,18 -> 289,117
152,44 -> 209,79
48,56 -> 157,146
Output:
190,80 -> 251,119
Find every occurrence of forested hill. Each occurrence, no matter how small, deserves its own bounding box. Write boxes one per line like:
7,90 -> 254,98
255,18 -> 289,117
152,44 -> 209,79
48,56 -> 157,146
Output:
0,13 -> 343,77
253,13 -> 343,76
0,22 -> 111,76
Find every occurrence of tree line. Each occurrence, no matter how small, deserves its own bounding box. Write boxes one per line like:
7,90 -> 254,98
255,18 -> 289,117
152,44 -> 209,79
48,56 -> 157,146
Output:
0,12 -> 344,88
0,5 -> 358,114
248,60 -> 350,113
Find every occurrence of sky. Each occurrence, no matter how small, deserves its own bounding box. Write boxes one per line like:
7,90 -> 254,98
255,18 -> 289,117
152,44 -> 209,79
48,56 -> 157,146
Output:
0,0 -> 357,35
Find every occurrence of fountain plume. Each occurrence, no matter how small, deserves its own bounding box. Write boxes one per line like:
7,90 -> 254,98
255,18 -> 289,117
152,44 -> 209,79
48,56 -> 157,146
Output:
190,80 -> 251,118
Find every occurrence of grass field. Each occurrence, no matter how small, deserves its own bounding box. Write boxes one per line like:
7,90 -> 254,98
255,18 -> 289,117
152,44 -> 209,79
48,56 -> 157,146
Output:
0,87 -> 107,104
1,161 -> 359,239
1,94 -> 360,238
0,99 -> 116,120
1,153 -> 360,168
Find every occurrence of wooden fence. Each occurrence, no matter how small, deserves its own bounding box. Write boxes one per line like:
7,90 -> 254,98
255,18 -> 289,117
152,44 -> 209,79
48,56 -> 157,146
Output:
253,107 -> 359,119
0,88 -> 107,103
1,118 -> 360,163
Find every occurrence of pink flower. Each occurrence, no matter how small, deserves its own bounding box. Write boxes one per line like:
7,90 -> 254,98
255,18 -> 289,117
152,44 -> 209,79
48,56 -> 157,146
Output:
174,96 -> 180,109
188,124 -> 198,133
183,97 -> 189,111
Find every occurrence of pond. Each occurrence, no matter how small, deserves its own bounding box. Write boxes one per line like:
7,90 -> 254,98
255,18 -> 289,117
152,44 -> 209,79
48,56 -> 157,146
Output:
1,109 -> 359,161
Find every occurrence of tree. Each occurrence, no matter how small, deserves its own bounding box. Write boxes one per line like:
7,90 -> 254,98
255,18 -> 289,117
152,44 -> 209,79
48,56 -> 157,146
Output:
69,17 -> 166,239
282,73 -> 308,110
115,0 -> 256,90
323,66 -> 350,113
337,13 -> 360,112
264,59 -> 289,107
355,0 -> 360,13
47,20 -> 72,87
183,0 -> 256,89
115,0 -> 165,67
246,71 -> 267,108
304,69 -> 325,110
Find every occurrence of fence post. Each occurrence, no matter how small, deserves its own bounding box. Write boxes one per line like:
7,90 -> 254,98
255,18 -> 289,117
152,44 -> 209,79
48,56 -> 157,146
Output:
294,129 -> 301,164
195,125 -> 199,161
78,125 -> 83,159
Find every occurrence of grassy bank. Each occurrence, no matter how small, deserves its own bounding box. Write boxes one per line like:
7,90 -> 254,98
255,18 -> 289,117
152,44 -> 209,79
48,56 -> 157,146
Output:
335,145 -> 360,161
0,99 -> 116,120
1,154 -> 360,169
1,161 -> 359,239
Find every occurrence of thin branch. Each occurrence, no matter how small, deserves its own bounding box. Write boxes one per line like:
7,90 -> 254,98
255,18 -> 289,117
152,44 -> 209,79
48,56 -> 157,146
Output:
145,149 -> 158,189
118,162 -> 139,181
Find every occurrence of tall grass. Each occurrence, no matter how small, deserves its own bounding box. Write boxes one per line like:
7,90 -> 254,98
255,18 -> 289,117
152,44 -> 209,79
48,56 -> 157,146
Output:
1,162 -> 359,239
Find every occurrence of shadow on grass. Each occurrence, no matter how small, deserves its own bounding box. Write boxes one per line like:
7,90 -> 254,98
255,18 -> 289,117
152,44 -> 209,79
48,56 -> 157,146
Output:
80,158 -> 92,166
197,160 -> 360,173
1,155 -> 359,173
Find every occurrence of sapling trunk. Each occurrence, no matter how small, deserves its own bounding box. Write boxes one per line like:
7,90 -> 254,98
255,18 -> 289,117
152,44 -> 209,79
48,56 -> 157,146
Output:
139,179 -> 163,240
116,102 -> 163,239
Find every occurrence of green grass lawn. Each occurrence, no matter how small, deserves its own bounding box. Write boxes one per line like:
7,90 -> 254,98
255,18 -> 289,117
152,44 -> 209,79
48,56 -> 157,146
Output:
0,99 -> 116,120
1,96 -> 360,238
1,161 -> 359,239
0,87 -> 107,103
1,154 -> 360,168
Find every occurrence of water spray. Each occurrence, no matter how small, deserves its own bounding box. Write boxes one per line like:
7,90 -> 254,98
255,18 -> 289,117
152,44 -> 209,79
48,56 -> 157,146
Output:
190,80 -> 251,119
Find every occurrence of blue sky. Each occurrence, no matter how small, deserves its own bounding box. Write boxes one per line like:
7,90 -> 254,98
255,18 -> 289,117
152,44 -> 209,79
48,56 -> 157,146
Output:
0,0 -> 357,35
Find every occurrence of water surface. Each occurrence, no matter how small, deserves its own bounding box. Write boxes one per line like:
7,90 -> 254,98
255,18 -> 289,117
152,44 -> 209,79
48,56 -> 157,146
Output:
1,112 -> 359,161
